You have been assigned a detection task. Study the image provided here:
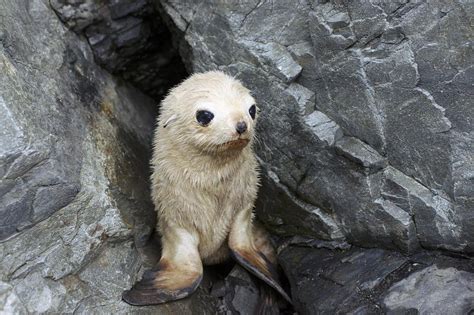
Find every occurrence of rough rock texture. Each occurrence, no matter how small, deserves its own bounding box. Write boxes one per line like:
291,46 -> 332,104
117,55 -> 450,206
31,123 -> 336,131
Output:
208,263 -> 293,314
383,265 -> 474,314
0,0 -> 216,313
158,0 -> 474,254
1,0 -> 474,313
50,0 -> 187,100
211,265 -> 261,314
279,240 -> 474,314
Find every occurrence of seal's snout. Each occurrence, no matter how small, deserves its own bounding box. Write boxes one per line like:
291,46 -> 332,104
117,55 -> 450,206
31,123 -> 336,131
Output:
236,121 -> 247,134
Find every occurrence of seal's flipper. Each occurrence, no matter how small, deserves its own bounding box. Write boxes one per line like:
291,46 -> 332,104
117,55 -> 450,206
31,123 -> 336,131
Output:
231,247 -> 292,304
257,280 -> 280,315
122,263 -> 202,306
123,227 -> 203,306
229,210 -> 292,304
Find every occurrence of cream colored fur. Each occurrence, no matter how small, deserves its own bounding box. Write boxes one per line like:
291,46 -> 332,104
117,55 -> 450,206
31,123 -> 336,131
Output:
151,71 -> 260,266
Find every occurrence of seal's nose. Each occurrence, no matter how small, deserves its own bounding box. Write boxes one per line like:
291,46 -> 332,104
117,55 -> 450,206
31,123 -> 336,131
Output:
236,121 -> 247,135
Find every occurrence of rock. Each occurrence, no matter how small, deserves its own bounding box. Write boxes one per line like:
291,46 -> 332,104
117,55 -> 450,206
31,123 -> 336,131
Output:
383,265 -> 474,314
382,167 -> 463,252
243,41 -> 302,83
48,0 -> 103,32
256,167 -> 345,241
279,244 -> 474,314
373,198 -> 418,253
0,0 -> 216,313
222,265 -> 260,314
50,0 -> 187,100
287,41 -> 318,89
285,83 -> 315,116
276,235 -> 351,253
0,282 -> 28,314
210,263 -> 291,314
279,245 -> 408,314
335,136 -> 387,172
304,111 -> 343,146
159,0 -> 474,254
1,0 -> 473,311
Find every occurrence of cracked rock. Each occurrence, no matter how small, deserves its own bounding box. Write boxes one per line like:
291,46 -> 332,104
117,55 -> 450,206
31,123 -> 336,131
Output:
257,167 -> 345,241
0,281 -> 28,314
383,265 -> 474,314
335,136 -> 387,172
222,265 -> 260,314
279,245 -> 474,314
285,83 -> 315,116
279,246 -> 408,314
51,0 -> 186,100
287,41 -> 317,89
159,0 -> 474,255
382,167 -> 463,252
305,111 -> 344,146
244,41 -> 302,83
1,0 -> 473,311
0,0 -> 214,313
373,198 -> 418,253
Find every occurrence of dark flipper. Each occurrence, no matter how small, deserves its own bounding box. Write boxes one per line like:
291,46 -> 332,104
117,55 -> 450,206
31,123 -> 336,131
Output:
257,283 -> 280,315
231,248 -> 292,304
122,268 -> 202,306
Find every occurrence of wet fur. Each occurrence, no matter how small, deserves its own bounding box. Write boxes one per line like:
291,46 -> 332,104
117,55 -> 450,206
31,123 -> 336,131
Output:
152,71 -> 259,264
122,71 -> 290,307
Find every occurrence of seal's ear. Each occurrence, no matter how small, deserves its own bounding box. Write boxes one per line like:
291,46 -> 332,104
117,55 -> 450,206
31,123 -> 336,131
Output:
163,114 -> 177,128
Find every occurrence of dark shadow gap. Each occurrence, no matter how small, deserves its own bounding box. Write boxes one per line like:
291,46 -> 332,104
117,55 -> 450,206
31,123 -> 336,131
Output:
50,0 -> 188,106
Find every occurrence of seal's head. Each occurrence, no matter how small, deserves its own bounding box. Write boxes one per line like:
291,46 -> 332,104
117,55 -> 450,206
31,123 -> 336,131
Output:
160,71 -> 258,154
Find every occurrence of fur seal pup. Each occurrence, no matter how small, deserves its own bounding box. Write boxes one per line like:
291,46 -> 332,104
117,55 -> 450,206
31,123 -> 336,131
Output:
122,71 -> 291,306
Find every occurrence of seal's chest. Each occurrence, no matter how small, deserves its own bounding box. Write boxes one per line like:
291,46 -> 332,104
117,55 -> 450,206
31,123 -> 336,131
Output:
196,182 -> 243,232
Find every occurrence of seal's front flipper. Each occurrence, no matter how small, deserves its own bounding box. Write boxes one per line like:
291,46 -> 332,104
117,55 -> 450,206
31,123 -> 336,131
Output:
122,260 -> 203,306
123,227 -> 203,306
231,247 -> 292,304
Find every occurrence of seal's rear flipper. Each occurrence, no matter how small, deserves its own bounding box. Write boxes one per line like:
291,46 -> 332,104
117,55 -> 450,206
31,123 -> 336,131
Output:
257,281 -> 280,314
122,260 -> 202,306
231,247 -> 292,304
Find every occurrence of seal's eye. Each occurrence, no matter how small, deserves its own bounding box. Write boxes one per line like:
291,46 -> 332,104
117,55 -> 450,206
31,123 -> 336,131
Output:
196,110 -> 214,126
249,105 -> 256,120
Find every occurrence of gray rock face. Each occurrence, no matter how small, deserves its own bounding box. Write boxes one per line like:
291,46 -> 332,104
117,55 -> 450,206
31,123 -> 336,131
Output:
335,136 -> 387,172
1,0 -> 473,312
0,282 -> 27,314
212,265 -> 261,314
0,0 -> 216,313
50,0 -> 187,100
279,242 -> 474,314
256,166 -> 344,241
279,245 -> 408,314
384,265 -> 474,314
159,0 -> 474,254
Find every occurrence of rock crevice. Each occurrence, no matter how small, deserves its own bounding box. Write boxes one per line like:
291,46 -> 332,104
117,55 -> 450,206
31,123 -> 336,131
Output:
1,0 -> 473,313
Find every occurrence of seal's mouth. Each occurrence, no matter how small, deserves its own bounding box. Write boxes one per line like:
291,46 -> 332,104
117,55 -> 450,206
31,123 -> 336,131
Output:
220,138 -> 250,149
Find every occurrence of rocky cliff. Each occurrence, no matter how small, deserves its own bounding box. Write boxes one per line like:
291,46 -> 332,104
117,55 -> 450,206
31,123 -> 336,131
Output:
1,0 -> 473,314
0,0 -> 214,313
158,0 -> 473,255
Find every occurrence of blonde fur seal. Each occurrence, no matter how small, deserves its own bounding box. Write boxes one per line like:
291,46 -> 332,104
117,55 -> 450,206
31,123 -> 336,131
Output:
122,71 -> 291,306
